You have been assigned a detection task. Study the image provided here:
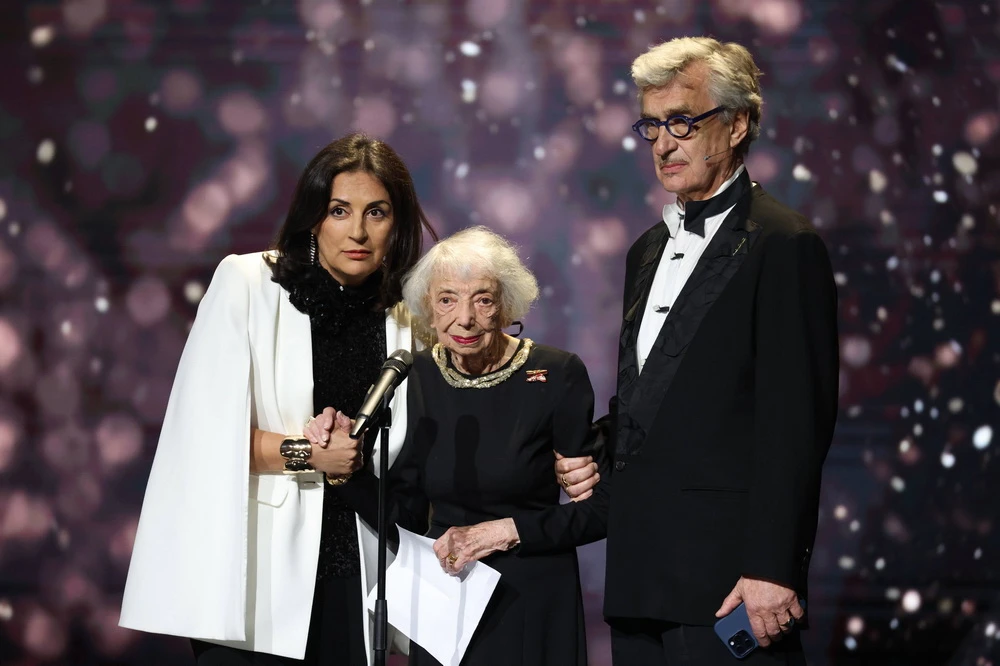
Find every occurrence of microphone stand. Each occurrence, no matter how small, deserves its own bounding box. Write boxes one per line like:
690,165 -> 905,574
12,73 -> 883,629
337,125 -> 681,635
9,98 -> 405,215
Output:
373,392 -> 391,666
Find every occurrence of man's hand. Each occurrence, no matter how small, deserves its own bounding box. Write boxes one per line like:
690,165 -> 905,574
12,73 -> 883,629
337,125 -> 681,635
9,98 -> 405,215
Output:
554,452 -> 600,501
715,577 -> 804,647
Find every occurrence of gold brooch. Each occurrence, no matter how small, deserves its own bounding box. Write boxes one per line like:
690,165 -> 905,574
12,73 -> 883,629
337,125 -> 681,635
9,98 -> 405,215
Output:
525,369 -> 548,383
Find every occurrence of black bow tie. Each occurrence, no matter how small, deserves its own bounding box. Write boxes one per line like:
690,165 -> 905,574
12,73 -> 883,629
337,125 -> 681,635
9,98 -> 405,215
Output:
675,170 -> 751,238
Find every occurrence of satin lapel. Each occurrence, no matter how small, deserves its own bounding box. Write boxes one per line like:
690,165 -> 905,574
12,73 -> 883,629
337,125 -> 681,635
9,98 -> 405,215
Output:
627,191 -> 762,435
275,288 -> 314,435
617,223 -> 669,403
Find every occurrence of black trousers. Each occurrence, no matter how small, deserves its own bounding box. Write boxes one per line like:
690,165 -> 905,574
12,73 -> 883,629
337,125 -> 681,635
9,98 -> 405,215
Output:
191,574 -> 367,666
609,618 -> 807,666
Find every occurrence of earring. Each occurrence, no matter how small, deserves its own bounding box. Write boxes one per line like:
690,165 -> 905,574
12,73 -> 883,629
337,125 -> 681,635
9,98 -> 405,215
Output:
309,233 -> 318,265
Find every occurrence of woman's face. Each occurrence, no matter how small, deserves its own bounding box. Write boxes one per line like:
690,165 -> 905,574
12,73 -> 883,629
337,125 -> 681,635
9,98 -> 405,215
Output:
428,271 -> 503,366
313,170 -> 394,286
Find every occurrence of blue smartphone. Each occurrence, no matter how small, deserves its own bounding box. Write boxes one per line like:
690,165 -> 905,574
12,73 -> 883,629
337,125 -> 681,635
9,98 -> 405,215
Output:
713,599 -> 806,659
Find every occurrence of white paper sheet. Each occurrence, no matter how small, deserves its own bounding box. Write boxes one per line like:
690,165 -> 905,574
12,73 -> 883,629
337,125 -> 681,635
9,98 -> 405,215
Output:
366,526 -> 501,666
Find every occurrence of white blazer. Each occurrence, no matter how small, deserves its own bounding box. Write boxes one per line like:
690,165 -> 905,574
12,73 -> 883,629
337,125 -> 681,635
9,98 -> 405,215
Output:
119,252 -> 414,663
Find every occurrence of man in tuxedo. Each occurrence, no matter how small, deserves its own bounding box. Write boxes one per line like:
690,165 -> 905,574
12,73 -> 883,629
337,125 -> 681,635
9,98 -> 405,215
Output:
561,36 -> 839,664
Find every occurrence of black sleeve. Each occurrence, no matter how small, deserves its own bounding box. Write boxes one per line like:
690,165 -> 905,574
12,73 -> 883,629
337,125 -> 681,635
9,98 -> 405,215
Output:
742,231 -> 839,586
510,354 -> 611,555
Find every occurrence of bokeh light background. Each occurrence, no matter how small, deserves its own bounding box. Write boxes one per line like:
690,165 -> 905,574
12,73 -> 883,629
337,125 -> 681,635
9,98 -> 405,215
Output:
0,0 -> 998,664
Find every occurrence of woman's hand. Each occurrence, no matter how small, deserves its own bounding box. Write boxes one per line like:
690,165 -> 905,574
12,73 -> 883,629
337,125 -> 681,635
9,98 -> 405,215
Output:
432,518 -> 520,575
554,452 -> 600,501
305,408 -> 362,477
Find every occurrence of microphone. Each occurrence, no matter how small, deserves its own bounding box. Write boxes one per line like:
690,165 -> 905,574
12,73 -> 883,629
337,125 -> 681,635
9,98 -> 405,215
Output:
350,349 -> 413,439
703,147 -> 732,161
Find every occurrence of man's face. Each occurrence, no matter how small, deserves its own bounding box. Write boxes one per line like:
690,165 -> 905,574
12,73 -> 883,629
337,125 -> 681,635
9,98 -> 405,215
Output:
640,62 -> 747,204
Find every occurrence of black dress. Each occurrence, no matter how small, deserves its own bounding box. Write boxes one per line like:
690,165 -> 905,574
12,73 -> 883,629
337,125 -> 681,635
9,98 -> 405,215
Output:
340,340 -> 610,666
193,266 -> 385,666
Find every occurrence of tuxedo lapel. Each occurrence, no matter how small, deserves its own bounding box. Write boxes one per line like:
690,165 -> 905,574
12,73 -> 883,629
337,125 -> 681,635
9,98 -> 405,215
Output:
617,223 -> 669,408
625,185 -> 763,437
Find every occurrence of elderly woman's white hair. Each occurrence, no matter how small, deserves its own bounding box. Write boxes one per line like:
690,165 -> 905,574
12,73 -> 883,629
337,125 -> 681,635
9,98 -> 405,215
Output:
631,36 -> 763,158
403,226 -> 539,329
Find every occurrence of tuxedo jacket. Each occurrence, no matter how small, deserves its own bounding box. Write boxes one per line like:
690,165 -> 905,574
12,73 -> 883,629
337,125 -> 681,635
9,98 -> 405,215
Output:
603,173 -> 839,625
119,252 -> 415,663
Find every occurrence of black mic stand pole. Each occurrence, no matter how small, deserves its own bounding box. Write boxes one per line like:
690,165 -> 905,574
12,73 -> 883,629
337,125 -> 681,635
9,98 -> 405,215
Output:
373,392 -> 391,666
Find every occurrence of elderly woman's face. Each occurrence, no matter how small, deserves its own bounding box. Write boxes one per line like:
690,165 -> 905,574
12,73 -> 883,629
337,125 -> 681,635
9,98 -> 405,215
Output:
428,271 -> 502,363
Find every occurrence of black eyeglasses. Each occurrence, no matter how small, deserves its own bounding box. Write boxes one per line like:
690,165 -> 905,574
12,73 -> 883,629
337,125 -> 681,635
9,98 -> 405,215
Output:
631,106 -> 725,141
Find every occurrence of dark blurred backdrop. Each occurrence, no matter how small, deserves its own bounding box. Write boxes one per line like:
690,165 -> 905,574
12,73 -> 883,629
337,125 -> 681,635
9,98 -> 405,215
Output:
0,0 -> 998,664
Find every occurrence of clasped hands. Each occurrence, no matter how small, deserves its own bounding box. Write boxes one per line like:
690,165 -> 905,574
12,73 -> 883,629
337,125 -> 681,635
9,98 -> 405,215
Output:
302,406 -> 363,478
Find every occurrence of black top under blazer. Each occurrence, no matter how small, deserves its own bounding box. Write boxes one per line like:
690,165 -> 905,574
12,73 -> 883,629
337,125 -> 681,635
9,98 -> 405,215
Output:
603,170 -> 839,626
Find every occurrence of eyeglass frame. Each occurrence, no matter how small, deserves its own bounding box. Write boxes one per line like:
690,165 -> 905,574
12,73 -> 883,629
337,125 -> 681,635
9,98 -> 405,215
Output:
631,106 -> 726,142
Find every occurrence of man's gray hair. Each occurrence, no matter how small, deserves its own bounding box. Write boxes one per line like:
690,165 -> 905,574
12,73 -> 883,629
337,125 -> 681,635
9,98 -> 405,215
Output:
402,226 -> 539,329
632,36 -> 763,158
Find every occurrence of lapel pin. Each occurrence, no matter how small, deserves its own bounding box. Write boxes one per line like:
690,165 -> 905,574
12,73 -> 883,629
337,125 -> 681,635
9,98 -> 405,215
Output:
526,369 -> 548,383
732,238 -> 746,256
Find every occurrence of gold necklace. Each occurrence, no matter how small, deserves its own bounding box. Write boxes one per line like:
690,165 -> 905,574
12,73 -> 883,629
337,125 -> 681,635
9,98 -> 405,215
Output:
433,339 -> 533,389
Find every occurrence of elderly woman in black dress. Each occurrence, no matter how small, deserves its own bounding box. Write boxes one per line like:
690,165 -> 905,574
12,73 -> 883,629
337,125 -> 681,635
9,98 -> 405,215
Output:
313,226 -> 610,665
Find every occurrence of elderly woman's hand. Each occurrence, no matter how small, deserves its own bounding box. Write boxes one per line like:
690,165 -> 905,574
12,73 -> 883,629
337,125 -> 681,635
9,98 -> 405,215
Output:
432,519 -> 520,574
308,409 -> 363,477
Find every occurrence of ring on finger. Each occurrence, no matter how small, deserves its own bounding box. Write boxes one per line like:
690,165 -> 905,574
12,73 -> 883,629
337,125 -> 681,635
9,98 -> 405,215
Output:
779,615 -> 795,629
446,553 -> 458,566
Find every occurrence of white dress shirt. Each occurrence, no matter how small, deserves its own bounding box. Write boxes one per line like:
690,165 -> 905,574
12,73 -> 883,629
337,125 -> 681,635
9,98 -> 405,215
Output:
636,165 -> 746,373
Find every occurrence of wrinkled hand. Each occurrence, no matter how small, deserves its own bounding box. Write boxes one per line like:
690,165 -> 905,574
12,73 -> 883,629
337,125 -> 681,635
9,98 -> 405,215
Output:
304,407 -> 362,477
432,519 -> 519,575
715,577 -> 804,647
554,452 -> 599,501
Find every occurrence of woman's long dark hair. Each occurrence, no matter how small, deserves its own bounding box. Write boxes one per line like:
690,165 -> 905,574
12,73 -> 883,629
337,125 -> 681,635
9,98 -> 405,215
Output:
268,133 -> 437,308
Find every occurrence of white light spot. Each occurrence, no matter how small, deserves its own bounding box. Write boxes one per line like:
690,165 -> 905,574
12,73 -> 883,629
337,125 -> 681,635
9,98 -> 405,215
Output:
961,214 -> 974,230
847,616 -> 864,635
834,504 -> 848,520
459,41 -> 481,57
844,636 -> 857,650
533,146 -> 545,160
145,117 -> 158,132
914,399 -> 924,413
37,139 -> 56,164
941,451 -> 955,468
886,54 -> 908,72
886,587 -> 901,601
363,39 -> 375,51
792,164 -> 812,181
948,397 -> 963,413
461,79 -> 477,103
993,300 -> 1000,315
953,151 -> 978,175
613,80 -> 628,95
31,25 -> 55,47
622,136 -> 636,152
0,199 -> 5,221
932,144 -> 943,156
901,589 -> 922,613
184,281 -> 205,304
890,618 -> 899,629
886,256 -> 899,270
869,169 -> 887,193
875,557 -> 886,570
974,548 -> 983,560
890,476 -> 905,492
849,519 -> 860,532
973,425 -> 992,450
60,321 -> 72,337
839,555 -> 855,570
455,163 -> 469,179
94,297 -> 109,313
933,190 -> 948,203
987,622 -> 997,638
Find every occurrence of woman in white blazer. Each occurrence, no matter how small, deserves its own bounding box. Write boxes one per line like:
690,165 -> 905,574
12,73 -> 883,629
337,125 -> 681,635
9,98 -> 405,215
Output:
119,133 -> 436,665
